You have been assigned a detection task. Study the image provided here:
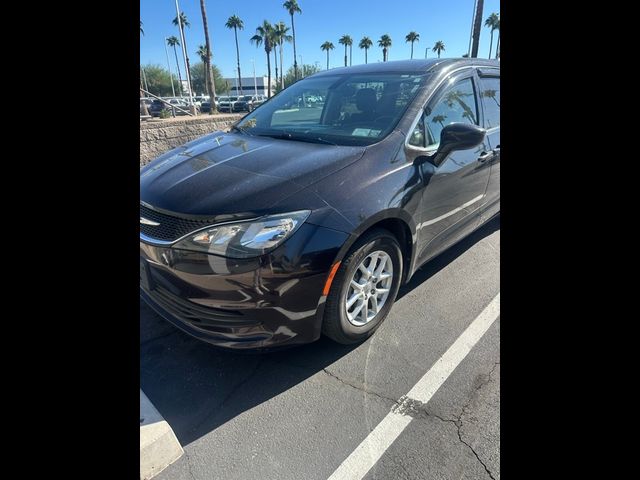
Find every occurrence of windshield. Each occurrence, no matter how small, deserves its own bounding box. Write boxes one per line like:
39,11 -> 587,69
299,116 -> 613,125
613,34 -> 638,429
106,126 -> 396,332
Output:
228,97 -> 238,101
236,72 -> 428,146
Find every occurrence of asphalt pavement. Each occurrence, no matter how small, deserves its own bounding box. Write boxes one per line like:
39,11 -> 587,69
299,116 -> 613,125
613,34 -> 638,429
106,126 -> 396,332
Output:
140,216 -> 500,480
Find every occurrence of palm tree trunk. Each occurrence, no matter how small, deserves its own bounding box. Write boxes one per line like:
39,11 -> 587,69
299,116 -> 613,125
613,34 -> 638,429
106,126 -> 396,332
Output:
350,45 -> 352,66
279,42 -> 284,89
488,30 -> 494,59
344,45 -> 347,67
199,0 -> 216,113
234,27 -> 243,96
326,51 -> 329,70
173,46 -> 183,95
365,48 -> 368,64
291,13 -> 298,80
266,49 -> 272,97
495,33 -> 500,58
471,0 -> 484,57
411,42 -> 414,59
273,47 -> 278,91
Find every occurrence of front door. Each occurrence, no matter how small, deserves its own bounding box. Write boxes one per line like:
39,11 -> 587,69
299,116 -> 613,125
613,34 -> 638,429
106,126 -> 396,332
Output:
409,70 -> 493,265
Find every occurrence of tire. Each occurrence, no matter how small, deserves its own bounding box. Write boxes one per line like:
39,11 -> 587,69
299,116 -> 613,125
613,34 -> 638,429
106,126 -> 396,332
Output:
322,228 -> 403,344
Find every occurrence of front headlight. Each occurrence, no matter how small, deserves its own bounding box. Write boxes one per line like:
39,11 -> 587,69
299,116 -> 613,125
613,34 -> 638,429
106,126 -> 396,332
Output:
172,210 -> 311,258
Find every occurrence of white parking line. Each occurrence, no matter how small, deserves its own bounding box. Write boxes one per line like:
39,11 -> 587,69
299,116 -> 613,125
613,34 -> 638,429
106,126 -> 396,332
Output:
327,293 -> 500,480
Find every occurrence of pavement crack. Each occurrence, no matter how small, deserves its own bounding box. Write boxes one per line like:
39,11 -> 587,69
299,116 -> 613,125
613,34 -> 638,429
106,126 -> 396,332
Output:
183,450 -> 197,480
322,368 -> 399,405
453,361 -> 500,480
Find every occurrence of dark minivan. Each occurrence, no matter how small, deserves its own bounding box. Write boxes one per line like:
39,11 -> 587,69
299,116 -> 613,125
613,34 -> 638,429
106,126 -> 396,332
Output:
140,58 -> 500,350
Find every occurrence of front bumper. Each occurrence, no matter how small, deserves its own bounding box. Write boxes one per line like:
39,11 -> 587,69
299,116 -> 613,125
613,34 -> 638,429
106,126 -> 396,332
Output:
140,223 -> 348,350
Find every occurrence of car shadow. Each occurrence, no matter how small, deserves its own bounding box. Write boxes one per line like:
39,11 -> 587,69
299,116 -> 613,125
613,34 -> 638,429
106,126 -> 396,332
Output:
140,215 -> 499,446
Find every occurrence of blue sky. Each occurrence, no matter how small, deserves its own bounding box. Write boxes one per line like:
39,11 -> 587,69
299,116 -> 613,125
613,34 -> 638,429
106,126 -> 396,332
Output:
140,0 -> 500,79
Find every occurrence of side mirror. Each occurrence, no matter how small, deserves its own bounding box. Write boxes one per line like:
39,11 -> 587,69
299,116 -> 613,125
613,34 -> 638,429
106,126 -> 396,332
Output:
434,123 -> 486,165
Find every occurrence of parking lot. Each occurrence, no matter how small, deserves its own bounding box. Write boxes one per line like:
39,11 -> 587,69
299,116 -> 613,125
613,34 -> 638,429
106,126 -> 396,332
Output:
140,216 -> 500,480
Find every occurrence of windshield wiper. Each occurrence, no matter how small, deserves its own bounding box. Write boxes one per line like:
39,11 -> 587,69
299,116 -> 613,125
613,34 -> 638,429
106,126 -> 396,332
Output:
256,132 -> 338,146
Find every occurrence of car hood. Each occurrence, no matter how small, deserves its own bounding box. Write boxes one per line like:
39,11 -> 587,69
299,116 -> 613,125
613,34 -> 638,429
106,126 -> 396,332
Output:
140,131 -> 366,217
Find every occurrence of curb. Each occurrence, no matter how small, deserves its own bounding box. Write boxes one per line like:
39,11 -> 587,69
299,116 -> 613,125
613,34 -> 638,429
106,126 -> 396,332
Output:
140,390 -> 184,479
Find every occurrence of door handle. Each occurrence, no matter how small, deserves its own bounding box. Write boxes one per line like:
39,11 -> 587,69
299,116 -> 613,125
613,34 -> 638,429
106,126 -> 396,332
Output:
477,151 -> 492,163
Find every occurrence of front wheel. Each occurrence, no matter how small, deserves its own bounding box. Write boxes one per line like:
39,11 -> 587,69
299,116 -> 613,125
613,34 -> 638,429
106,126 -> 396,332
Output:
322,229 -> 403,344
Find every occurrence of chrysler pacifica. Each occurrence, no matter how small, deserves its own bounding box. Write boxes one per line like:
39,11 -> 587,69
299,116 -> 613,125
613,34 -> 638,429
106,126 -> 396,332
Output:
140,58 -> 500,350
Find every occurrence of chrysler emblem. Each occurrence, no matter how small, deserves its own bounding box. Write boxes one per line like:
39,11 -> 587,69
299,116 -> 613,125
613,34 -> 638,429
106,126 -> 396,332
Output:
140,217 -> 160,226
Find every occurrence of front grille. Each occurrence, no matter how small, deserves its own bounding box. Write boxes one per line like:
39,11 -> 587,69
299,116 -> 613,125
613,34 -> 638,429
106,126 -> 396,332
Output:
147,285 -> 258,329
140,204 -> 214,242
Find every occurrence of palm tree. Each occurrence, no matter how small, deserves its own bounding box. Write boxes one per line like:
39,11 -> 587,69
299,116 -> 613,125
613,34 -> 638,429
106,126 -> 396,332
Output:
225,15 -> 244,98
140,21 -> 144,36
471,0 -> 484,57
485,13 -> 499,58
251,21 -> 275,98
405,31 -> 420,59
321,41 -> 335,70
196,45 -> 211,97
359,36 -> 373,64
167,36 -> 183,95
283,1 -> 302,80
432,40 -> 445,58
172,12 -> 193,95
378,34 -> 392,62
494,16 -> 500,59
339,35 -> 353,67
274,22 -> 292,89
432,114 -> 447,129
199,0 -> 216,113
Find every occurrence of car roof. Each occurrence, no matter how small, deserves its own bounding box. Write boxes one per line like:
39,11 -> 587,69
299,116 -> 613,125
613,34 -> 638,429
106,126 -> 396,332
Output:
310,58 -> 499,78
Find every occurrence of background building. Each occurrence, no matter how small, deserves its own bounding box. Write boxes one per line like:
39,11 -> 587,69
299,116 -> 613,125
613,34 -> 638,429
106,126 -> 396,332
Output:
223,76 -> 276,96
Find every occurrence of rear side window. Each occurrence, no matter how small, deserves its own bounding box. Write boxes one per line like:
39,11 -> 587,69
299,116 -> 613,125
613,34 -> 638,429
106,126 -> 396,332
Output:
479,77 -> 500,129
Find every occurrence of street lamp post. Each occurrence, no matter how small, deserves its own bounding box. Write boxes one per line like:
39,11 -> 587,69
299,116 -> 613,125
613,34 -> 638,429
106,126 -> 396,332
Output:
250,59 -> 258,96
164,38 -> 176,98
174,0 -> 195,113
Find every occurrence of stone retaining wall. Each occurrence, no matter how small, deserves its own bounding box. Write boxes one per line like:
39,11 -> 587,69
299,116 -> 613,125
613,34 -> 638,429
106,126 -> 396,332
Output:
140,114 -> 243,166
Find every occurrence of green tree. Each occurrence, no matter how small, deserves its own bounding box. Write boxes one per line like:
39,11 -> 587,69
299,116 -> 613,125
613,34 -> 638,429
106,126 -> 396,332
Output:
141,64 -> 176,96
190,62 -> 228,96
485,12 -> 499,58
405,31 -> 420,59
196,45 -> 212,98
140,21 -> 149,116
321,41 -> 335,70
251,21 -> 275,97
339,35 -> 353,67
432,40 -> 445,58
378,34 -> 392,62
283,1 -> 302,80
274,21 -> 293,90
278,63 -> 322,91
172,12 -> 193,95
225,15 -> 244,99
359,36 -> 373,64
166,37 -> 183,95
